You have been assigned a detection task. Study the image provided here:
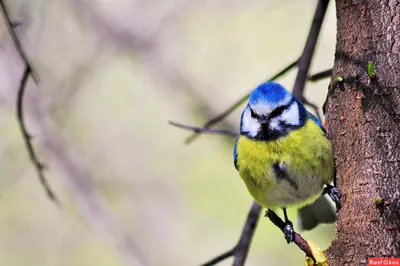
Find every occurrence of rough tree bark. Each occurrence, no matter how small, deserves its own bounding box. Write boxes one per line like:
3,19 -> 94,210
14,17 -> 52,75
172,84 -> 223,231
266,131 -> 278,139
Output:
325,0 -> 400,265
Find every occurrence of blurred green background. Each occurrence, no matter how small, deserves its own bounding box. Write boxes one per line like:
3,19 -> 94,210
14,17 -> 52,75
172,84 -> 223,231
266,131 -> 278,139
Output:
0,0 -> 336,265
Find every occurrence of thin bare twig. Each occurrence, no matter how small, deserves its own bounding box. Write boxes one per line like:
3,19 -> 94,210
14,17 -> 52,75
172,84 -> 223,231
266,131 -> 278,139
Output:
200,201 -> 262,266
169,121 -> 237,137
292,0 -> 330,100
292,0 -> 330,122
0,1 -> 38,82
184,59 -> 298,144
200,250 -> 234,266
232,201 -> 262,266
308,68 -> 332,82
0,1 -> 58,203
17,67 -> 59,203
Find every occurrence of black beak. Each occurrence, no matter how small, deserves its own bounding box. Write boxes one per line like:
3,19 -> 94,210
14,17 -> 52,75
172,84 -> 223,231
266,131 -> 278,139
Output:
258,114 -> 268,124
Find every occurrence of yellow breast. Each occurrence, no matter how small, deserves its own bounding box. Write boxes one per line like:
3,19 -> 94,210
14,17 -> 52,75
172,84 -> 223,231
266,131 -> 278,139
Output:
236,120 -> 334,209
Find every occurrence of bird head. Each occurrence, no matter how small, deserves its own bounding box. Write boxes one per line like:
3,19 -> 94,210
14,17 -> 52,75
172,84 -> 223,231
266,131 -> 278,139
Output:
240,82 -> 307,140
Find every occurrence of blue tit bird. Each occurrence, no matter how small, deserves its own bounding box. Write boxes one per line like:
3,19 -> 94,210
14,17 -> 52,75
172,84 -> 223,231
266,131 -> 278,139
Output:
233,81 -> 340,243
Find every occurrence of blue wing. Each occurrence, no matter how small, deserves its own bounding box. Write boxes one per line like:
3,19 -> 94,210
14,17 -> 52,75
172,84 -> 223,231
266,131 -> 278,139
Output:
307,111 -> 326,134
233,135 -> 239,170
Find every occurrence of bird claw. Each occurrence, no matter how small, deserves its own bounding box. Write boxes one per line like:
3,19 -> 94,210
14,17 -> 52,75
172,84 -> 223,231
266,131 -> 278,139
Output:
324,184 -> 342,209
284,221 -> 295,243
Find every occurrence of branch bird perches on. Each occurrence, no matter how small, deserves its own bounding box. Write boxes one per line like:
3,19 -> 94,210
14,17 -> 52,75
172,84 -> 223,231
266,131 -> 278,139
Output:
0,0 -> 59,203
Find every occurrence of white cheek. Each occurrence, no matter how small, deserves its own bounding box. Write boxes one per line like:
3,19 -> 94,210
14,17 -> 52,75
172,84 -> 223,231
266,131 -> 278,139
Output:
242,111 -> 260,137
269,118 -> 280,131
279,101 -> 300,125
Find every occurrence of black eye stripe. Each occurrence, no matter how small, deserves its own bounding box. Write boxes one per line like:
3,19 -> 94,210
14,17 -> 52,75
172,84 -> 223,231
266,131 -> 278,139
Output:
268,99 -> 295,119
249,107 -> 259,118
248,98 -> 295,120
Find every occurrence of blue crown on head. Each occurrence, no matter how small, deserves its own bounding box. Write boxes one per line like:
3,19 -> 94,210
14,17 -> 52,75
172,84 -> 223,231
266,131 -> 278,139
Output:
249,82 -> 291,106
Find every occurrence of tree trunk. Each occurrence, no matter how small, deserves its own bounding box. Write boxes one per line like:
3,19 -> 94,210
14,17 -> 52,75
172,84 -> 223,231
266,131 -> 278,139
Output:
325,0 -> 400,265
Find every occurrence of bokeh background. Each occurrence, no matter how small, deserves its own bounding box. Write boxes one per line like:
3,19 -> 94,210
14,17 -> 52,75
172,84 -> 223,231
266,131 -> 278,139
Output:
0,0 -> 337,265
